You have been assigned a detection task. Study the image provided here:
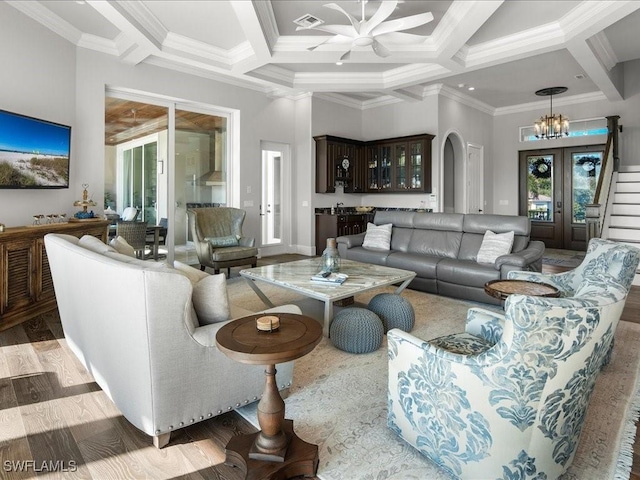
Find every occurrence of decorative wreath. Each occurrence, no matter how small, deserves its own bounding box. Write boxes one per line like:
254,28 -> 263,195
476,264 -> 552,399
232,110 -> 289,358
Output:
575,155 -> 601,177
530,157 -> 552,179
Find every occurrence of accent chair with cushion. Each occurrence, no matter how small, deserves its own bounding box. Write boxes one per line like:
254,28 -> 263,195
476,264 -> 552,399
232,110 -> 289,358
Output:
44,233 -> 299,449
120,206 -> 139,221
116,220 -> 148,259
508,237 -> 639,295
187,207 -> 258,276
387,270 -> 635,479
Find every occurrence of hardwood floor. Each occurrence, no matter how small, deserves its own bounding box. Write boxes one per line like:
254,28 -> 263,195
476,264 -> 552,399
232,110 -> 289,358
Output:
0,257 -> 638,479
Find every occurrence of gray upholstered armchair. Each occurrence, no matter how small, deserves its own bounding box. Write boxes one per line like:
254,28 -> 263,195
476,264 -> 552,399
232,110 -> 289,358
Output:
187,207 -> 258,276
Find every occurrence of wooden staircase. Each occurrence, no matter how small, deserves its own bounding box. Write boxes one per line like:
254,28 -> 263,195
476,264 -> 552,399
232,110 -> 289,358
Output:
604,165 -> 640,285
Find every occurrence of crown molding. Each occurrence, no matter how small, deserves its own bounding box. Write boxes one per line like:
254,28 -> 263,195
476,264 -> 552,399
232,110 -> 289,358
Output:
252,0 -> 279,51
143,56 -> 272,94
78,33 -> 119,56
163,32 -> 234,68
437,85 -> 495,115
313,93 -> 366,110
7,0 -> 82,44
494,91 -> 608,116
589,32 -> 618,71
113,0 -> 167,47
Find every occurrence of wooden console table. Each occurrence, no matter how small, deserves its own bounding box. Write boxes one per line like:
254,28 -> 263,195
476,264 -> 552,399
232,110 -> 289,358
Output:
0,220 -> 110,331
216,313 -> 322,480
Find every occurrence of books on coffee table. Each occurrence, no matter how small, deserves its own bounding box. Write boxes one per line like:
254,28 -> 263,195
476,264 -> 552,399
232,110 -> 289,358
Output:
311,272 -> 349,285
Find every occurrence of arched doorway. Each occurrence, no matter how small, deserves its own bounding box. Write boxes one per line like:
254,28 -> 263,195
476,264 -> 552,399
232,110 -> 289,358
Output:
441,131 -> 466,213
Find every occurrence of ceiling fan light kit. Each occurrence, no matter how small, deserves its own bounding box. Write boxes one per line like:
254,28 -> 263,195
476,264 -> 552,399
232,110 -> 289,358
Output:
534,86 -> 570,140
296,0 -> 433,60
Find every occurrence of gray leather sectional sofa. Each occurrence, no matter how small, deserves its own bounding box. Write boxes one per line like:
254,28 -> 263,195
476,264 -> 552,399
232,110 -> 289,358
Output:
336,211 -> 545,305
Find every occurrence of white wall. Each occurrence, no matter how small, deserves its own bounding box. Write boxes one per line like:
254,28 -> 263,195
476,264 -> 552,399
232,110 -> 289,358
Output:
0,3 -> 77,227
293,95 -> 314,254
438,94 -> 494,213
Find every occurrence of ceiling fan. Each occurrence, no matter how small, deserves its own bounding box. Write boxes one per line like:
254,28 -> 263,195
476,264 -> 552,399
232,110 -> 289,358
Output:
297,0 -> 434,61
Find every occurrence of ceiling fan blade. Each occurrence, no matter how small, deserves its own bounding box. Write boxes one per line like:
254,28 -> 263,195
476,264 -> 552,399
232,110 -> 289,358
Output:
307,35 -> 352,51
370,12 -> 434,37
296,24 -> 356,37
372,39 -> 391,58
375,32 -> 427,45
339,50 -> 352,61
323,3 -> 361,34
361,0 -> 397,35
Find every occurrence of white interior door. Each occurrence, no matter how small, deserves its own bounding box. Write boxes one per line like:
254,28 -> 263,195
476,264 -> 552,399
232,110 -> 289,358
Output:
260,142 -> 290,256
467,143 -> 484,214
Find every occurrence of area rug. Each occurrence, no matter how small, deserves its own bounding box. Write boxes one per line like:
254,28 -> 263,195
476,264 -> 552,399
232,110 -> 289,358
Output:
542,248 -> 586,268
228,278 -> 640,480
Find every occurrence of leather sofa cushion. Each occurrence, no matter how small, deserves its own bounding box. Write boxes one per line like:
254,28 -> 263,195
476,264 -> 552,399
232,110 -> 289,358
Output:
347,246 -> 391,265
463,214 -> 529,236
374,210 -> 415,228
437,258 -> 500,287
408,230 -> 462,258
386,252 -> 441,279
413,212 -> 464,232
390,228 -> 413,252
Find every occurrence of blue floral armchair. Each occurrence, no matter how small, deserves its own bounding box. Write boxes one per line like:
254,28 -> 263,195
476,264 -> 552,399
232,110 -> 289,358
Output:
388,272 -> 632,479
508,238 -> 639,295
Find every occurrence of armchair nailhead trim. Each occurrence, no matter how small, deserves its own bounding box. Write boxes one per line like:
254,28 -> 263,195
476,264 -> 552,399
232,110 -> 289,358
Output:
244,399 -> 249,404
169,425 -> 173,430
236,403 -> 241,407
179,422 -> 184,427
253,396 -> 258,400
217,409 -> 222,414
190,419 -> 194,423
227,406 -> 232,411
199,416 -> 204,420
155,430 -> 160,434
208,413 -> 213,417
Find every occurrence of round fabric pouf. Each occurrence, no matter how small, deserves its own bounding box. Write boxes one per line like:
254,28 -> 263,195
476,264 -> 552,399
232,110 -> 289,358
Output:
330,308 -> 384,354
368,293 -> 415,333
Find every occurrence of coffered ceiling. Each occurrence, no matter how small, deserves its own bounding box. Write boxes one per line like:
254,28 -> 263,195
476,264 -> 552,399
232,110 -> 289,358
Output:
7,1 -> 640,111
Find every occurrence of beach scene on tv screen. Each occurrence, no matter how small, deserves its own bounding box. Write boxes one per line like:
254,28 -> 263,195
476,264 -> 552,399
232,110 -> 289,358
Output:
0,111 -> 70,188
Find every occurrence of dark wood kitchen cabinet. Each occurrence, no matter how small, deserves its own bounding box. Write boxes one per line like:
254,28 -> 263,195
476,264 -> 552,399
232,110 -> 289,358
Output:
366,134 -> 434,192
315,133 -> 434,194
314,135 -> 365,193
315,214 -> 371,254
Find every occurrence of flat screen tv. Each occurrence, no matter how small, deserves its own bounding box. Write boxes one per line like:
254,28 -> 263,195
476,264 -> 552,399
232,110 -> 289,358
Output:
0,109 -> 71,189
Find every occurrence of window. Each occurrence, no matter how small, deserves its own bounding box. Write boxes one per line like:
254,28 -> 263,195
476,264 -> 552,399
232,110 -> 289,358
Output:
519,118 -> 607,143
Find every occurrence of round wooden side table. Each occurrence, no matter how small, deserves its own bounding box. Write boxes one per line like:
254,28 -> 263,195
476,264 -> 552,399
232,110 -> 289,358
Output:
484,279 -> 561,301
216,313 -> 322,480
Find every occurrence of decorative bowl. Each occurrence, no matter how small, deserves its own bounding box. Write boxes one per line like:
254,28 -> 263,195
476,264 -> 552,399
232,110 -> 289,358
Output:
355,206 -> 374,213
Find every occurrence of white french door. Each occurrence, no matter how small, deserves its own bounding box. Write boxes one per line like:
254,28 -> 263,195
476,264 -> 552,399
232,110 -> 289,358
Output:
260,141 -> 290,256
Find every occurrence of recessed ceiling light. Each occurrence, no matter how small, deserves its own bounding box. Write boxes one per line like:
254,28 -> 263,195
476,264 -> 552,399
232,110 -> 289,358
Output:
458,83 -> 465,88
468,87 -> 475,91
336,61 -> 343,66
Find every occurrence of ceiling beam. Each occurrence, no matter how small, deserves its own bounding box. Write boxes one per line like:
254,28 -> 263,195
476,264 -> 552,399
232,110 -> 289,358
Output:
87,0 -> 165,65
566,39 -> 623,102
229,1 -> 274,74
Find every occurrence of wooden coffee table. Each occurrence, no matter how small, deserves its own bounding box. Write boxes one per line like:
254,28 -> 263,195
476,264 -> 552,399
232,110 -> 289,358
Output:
216,313 -> 322,480
484,279 -> 560,301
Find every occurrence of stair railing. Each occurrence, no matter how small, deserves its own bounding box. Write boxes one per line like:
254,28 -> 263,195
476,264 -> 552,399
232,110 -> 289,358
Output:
586,115 -> 620,241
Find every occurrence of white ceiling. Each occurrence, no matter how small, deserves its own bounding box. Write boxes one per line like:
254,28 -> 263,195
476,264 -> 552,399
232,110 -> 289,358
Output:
8,0 -> 640,111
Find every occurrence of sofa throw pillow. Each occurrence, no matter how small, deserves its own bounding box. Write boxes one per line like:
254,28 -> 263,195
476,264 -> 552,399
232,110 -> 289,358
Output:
205,235 -> 240,247
191,274 -> 230,325
79,235 -> 117,255
362,223 -> 392,250
109,235 -> 136,257
477,230 -> 515,264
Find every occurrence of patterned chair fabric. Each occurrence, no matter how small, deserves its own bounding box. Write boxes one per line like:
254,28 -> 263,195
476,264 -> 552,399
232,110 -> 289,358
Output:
508,238 -> 639,294
388,271 -> 633,479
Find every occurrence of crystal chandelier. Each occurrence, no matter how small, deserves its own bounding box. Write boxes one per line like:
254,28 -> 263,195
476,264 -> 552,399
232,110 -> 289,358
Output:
534,86 -> 569,139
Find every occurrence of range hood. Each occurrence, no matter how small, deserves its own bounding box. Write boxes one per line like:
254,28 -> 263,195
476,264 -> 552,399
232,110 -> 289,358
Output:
198,170 -> 225,186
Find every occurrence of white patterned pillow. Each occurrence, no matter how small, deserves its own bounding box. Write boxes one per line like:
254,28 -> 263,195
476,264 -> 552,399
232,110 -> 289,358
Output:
476,230 -> 514,264
362,223 -> 392,250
